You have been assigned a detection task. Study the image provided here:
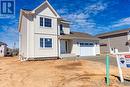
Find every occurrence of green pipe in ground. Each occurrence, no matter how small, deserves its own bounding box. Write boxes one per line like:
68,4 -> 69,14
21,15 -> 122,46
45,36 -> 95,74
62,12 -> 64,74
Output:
106,54 -> 110,86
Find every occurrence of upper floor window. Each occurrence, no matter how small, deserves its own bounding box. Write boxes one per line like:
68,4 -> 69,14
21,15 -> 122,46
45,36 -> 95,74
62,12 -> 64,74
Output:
40,38 -> 52,48
60,24 -> 64,35
40,17 -> 52,27
60,24 -> 63,31
44,18 -> 52,27
40,17 -> 43,26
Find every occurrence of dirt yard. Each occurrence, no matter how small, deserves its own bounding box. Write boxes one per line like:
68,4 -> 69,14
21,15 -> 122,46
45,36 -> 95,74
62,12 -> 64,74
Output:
0,56 -> 130,87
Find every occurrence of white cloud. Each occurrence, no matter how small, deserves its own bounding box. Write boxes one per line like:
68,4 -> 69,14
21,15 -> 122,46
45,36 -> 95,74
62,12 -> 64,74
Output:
84,2 -> 107,15
58,1 -> 108,34
57,9 -> 68,14
112,17 -> 130,27
57,2 -> 130,35
93,17 -> 130,35
0,19 -> 19,48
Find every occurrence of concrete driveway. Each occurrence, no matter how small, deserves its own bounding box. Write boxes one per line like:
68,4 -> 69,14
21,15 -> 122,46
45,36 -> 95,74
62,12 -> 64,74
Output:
63,55 -> 130,86
63,54 -> 118,66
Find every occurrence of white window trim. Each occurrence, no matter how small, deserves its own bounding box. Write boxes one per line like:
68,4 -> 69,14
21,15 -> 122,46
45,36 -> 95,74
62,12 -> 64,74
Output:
39,16 -> 53,29
40,38 -> 53,49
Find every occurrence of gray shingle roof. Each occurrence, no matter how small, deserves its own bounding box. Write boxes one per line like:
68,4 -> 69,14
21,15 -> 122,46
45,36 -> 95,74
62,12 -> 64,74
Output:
59,32 -> 99,40
0,42 -> 7,46
96,28 -> 130,38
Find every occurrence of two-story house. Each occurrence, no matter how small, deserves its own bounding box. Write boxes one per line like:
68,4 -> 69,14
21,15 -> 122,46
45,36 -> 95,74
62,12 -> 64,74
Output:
18,0 -> 100,60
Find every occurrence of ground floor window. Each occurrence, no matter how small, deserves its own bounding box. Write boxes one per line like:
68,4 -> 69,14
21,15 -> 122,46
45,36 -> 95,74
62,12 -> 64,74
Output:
40,38 -> 52,48
80,42 -> 94,47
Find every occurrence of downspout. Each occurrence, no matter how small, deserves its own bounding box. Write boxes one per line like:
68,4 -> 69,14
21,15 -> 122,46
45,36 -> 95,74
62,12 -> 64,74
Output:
33,15 -> 35,59
26,19 -> 28,61
18,33 -> 21,60
57,21 -> 59,58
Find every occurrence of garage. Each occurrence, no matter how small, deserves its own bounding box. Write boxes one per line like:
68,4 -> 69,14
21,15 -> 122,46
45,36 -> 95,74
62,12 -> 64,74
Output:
80,42 -> 96,56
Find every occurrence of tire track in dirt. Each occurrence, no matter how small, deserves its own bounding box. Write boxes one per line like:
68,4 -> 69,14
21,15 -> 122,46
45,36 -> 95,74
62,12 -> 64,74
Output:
56,73 -> 106,87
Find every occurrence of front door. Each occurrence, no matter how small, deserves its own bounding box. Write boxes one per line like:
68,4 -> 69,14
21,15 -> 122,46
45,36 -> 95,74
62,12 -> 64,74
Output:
60,40 -> 67,54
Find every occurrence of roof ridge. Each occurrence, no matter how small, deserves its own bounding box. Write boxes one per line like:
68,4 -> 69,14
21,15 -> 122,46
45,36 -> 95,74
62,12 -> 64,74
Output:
96,28 -> 130,37
71,31 -> 95,36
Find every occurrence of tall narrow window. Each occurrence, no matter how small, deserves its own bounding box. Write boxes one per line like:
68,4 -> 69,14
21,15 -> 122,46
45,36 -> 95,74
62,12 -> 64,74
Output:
44,18 -> 52,27
40,17 -> 43,26
60,24 -> 64,35
40,38 -> 43,48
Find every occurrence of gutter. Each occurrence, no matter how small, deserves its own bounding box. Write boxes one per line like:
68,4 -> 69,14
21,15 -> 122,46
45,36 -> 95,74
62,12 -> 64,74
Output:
57,23 -> 60,58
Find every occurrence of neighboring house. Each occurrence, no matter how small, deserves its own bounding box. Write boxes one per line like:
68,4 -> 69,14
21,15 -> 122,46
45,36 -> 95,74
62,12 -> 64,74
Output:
96,28 -> 130,54
18,0 -> 100,60
0,42 -> 7,57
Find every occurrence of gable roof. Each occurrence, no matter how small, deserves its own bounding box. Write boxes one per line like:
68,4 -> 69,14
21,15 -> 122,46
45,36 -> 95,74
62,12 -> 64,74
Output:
18,0 -> 61,32
96,28 -> 130,38
58,18 -> 70,24
59,32 -> 99,40
18,9 -> 33,32
0,42 -> 7,46
33,0 -> 60,18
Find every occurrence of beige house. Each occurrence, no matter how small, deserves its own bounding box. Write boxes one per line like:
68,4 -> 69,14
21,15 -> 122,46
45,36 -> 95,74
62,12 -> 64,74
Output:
96,28 -> 130,54
18,0 -> 100,60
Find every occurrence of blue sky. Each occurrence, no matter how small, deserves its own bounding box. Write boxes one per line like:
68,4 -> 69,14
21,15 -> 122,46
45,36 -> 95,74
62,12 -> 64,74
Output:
0,0 -> 130,48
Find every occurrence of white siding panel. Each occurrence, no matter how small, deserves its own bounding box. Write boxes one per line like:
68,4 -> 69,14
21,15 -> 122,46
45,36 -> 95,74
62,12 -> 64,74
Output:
35,15 -> 57,35
95,44 -> 100,55
38,7 -> 56,18
20,16 -> 27,57
34,34 -> 58,58
27,16 -> 35,58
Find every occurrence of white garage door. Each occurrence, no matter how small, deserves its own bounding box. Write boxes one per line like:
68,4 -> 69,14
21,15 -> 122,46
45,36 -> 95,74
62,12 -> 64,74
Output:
80,42 -> 95,56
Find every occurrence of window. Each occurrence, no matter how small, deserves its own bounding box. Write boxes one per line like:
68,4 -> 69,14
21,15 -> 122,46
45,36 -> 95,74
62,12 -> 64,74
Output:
89,43 -> 94,45
85,43 -> 89,45
40,38 -> 52,48
44,18 -> 52,27
60,24 -> 63,31
80,43 -> 84,46
40,17 -> 43,26
60,24 -> 64,35
45,38 -> 52,47
80,42 -> 94,47
40,38 -> 44,48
